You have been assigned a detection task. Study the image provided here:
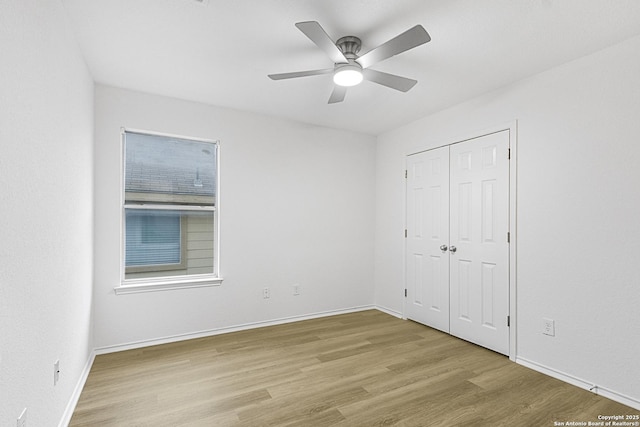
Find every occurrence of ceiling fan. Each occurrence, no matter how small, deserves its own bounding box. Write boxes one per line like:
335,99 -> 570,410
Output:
268,21 -> 431,104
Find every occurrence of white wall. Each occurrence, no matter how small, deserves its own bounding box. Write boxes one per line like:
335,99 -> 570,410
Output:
0,1 -> 94,426
374,35 -> 640,407
93,85 -> 376,349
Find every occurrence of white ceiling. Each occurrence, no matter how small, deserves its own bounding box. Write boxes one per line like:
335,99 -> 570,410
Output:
61,0 -> 640,135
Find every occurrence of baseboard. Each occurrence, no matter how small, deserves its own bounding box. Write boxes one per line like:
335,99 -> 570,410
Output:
517,357 -> 640,411
95,305 -> 377,355
374,305 -> 403,319
58,350 -> 96,427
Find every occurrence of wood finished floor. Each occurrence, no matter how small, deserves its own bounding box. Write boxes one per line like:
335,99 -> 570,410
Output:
70,310 -> 636,426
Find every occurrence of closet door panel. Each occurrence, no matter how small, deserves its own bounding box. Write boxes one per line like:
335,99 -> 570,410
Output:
449,131 -> 510,355
405,147 -> 450,333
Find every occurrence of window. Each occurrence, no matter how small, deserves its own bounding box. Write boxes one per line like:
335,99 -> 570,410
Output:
125,211 -> 186,272
119,130 -> 220,292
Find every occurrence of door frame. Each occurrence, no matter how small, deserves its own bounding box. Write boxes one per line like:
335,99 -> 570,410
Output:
403,120 -> 518,361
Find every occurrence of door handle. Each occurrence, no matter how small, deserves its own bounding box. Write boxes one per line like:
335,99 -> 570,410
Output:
440,244 -> 448,252
449,245 -> 457,254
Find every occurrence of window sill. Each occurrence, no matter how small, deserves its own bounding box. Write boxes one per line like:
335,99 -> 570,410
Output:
114,276 -> 223,295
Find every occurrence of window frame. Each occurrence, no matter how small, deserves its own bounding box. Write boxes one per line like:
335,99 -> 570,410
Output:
115,128 -> 223,294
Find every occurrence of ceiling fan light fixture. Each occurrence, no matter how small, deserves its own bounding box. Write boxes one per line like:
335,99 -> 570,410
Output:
333,63 -> 363,87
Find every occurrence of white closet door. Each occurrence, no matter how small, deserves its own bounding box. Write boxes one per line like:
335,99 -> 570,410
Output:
405,146 -> 450,333
449,130 -> 510,355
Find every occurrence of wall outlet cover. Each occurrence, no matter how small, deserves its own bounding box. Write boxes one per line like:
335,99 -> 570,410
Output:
543,318 -> 555,336
54,360 -> 60,385
17,408 -> 27,427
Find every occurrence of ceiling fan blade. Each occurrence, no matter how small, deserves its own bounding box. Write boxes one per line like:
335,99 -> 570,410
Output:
328,86 -> 347,104
363,69 -> 418,92
357,25 -> 431,69
268,68 -> 334,80
295,21 -> 348,64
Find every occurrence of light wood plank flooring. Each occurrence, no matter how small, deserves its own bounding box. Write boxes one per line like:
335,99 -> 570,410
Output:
70,310 -> 636,426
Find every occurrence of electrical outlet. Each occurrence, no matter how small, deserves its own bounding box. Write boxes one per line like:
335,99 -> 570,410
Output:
293,284 -> 300,296
263,287 -> 270,299
543,318 -> 555,336
17,408 -> 26,427
54,360 -> 60,386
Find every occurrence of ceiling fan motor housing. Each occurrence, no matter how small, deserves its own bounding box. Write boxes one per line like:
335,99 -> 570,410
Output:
336,36 -> 362,61
333,36 -> 364,87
